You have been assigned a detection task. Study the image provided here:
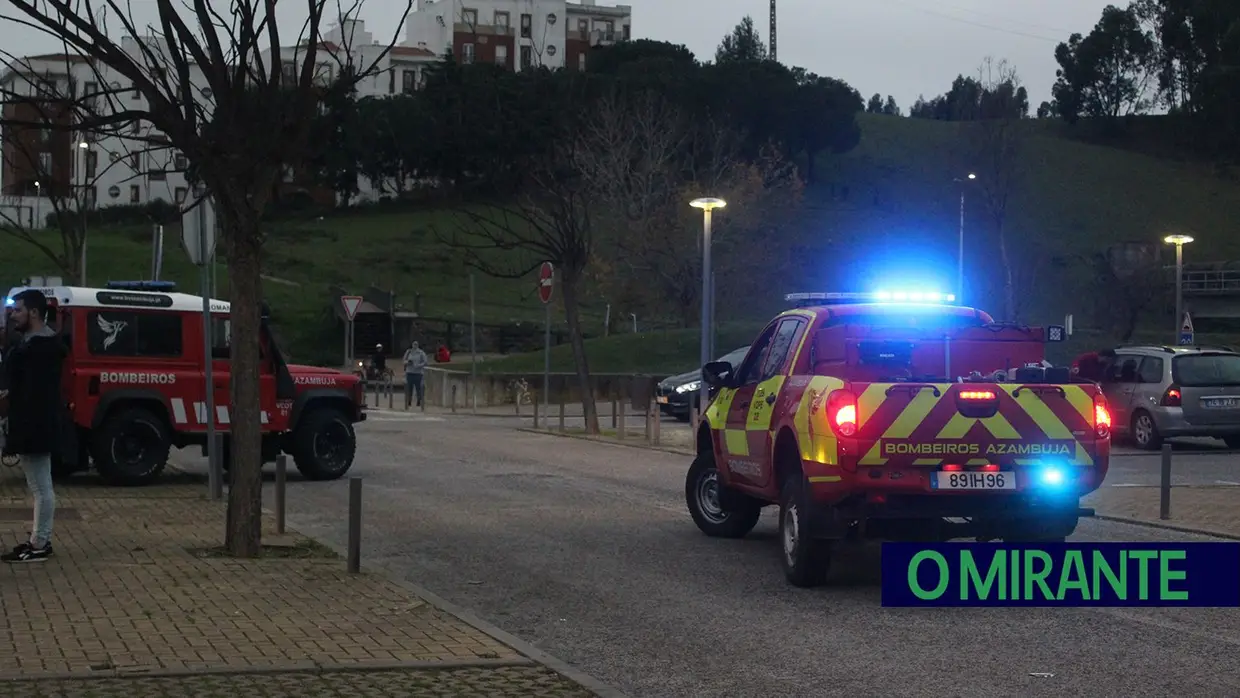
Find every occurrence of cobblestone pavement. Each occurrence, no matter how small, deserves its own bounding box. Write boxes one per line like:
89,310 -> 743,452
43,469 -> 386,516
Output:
6,666 -> 595,697
1086,485 -> 1240,535
0,468 -> 527,680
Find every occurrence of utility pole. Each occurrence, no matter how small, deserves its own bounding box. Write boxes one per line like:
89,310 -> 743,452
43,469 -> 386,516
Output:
769,0 -> 777,61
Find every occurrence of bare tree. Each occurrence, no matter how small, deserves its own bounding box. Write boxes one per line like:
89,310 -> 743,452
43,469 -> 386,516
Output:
579,90 -> 803,326
0,56 -> 172,282
969,57 -> 1029,320
437,138 -> 603,433
0,0 -> 407,556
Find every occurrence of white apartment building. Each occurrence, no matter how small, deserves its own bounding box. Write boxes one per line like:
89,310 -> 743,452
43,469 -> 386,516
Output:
0,0 -> 632,213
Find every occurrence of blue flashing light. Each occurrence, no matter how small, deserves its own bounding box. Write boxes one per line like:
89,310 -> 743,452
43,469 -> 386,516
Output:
1038,466 -> 1066,486
784,291 -> 957,305
873,290 -> 956,304
3,297 -> 12,307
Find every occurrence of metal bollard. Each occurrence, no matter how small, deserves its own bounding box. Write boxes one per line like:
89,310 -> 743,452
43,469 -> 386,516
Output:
611,397 -> 618,429
1160,443 -> 1172,520
558,396 -> 566,432
347,477 -> 362,573
533,395 -> 540,429
451,385 -> 457,413
645,402 -> 653,443
618,400 -> 626,439
651,399 -> 661,445
387,380 -> 394,409
274,454 -> 287,535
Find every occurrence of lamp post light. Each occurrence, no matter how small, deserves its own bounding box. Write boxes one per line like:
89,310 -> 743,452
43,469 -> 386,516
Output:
33,180 -> 41,228
690,196 -> 726,419
78,141 -> 90,285
952,173 -> 976,302
1164,234 -> 1194,339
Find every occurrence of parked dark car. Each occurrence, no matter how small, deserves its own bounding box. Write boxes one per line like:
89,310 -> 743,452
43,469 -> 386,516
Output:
655,347 -> 750,421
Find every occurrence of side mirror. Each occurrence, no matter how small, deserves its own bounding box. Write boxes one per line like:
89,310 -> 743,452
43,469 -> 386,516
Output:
702,360 -> 734,389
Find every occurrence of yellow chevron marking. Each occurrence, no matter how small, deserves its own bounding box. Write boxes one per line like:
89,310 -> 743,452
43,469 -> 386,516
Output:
885,386 -> 949,438
935,409 -> 1021,440
747,375 -> 786,431
858,384 -> 888,427
796,376 -> 838,463
966,457 -> 990,465
1002,387 -> 1074,439
724,428 -> 749,456
706,387 -> 736,430
1063,385 -> 1095,424
913,457 -> 941,465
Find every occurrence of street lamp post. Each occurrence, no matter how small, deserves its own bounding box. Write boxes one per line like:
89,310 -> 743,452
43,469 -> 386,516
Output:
78,141 -> 90,285
690,197 -> 726,419
33,181 -> 41,228
952,173 -> 976,301
1164,234 -> 1194,340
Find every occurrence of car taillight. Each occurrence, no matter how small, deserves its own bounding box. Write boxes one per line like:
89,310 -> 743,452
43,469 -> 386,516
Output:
826,389 -> 858,437
1093,395 -> 1111,438
1161,385 -> 1182,407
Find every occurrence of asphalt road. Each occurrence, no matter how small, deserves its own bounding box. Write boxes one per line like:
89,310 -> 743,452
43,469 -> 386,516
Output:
193,415 -> 1240,697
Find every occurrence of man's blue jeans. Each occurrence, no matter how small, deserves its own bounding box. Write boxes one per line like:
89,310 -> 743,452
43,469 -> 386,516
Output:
20,454 -> 54,547
405,373 -> 424,408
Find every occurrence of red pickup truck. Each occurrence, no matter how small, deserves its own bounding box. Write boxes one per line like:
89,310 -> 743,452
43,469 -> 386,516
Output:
684,293 -> 1110,587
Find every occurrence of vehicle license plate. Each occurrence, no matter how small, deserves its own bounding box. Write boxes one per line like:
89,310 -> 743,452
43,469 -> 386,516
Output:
656,396 -> 669,404
1203,398 -> 1240,409
931,471 -> 1014,490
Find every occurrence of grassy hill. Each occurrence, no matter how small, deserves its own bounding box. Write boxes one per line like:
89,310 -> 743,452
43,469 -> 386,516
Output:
4,113 -> 1239,370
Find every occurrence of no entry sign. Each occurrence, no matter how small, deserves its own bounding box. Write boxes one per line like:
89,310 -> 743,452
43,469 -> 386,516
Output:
538,262 -> 554,304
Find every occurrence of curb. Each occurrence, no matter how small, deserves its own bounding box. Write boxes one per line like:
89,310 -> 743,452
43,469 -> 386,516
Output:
0,658 -> 536,683
516,427 -> 694,457
1094,514 -> 1240,541
297,531 -> 631,698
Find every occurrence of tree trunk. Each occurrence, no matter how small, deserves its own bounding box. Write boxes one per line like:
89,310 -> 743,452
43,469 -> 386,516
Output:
223,214 -> 265,557
996,220 -> 1016,321
561,274 -> 600,434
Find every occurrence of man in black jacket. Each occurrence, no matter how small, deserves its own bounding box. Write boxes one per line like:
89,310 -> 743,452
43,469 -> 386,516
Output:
1,289 -> 66,563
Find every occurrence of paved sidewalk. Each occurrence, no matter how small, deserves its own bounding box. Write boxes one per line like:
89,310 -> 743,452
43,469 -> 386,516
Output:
0,467 -> 598,696
1085,485 -> 1240,536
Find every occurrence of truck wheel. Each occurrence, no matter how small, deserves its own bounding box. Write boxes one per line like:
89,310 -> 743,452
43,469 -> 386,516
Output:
779,474 -> 833,588
92,408 -> 170,487
1131,411 -> 1162,451
292,408 -> 356,481
685,452 -> 761,538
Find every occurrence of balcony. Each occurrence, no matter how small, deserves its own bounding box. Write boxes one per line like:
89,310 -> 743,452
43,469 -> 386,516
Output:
454,23 -> 515,36
1175,268 -> 1240,295
589,29 -> 617,45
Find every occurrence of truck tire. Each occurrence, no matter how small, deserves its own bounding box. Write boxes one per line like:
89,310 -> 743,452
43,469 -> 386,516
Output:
292,408 -> 356,481
779,474 -> 833,588
92,407 -> 170,487
685,452 -> 761,538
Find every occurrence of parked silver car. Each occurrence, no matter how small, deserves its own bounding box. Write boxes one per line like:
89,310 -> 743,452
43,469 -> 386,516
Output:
1097,345 -> 1240,450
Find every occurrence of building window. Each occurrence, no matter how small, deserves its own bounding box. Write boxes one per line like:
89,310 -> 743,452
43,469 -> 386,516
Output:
148,156 -> 166,181
175,187 -> 187,205
578,53 -> 586,70
37,152 -> 52,175
282,62 -> 297,84
83,81 -> 97,97
623,24 -> 630,40
131,82 -> 140,100
520,13 -> 531,37
496,45 -> 508,66
461,8 -> 477,27
84,186 -> 96,207
520,45 -> 533,70
388,69 -> 395,94
174,154 -> 188,170
577,18 -> 588,34
85,150 -> 98,179
129,185 -> 140,203
130,153 -> 140,171
494,11 -> 509,31
462,43 -> 475,63
87,311 -> 183,357
402,69 -> 416,94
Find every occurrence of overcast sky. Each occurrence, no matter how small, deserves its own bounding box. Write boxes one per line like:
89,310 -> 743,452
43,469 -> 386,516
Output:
0,0 -> 1117,108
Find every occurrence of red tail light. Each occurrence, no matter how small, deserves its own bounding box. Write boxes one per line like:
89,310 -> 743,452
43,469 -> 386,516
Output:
959,390 -> 997,401
942,464 -> 963,472
1161,386 -> 1182,407
1093,395 -> 1111,438
980,464 -> 1000,472
827,389 -> 858,437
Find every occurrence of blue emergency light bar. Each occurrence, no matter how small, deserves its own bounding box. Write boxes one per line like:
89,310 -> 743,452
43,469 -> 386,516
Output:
785,291 -> 957,307
105,280 -> 178,292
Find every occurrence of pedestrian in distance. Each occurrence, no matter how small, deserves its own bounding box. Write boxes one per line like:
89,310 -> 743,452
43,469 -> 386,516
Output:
1,289 -> 67,563
403,341 -> 428,409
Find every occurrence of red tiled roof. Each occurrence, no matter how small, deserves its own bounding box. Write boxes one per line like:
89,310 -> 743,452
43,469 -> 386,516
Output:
390,46 -> 435,57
